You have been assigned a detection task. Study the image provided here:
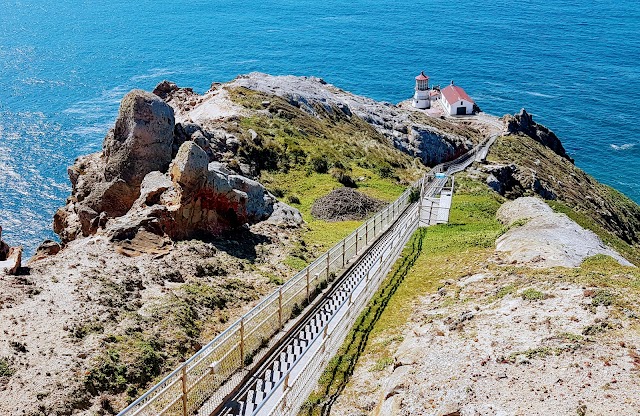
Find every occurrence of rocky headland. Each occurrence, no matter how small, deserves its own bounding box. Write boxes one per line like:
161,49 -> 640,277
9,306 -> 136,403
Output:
1,73 -> 639,415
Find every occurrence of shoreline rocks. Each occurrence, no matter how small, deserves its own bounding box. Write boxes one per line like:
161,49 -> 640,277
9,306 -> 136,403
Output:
504,108 -> 574,162
0,226 -> 22,275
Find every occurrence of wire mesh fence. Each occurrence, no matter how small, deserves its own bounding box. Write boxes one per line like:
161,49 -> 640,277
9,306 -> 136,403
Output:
118,176 -> 414,416
118,136 -> 493,416
261,206 -> 421,416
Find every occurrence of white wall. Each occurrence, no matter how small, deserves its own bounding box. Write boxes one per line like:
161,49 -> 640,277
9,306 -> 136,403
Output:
440,98 -> 473,115
413,90 -> 430,109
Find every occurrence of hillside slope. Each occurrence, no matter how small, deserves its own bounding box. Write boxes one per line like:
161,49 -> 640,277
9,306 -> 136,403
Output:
482,133 -> 640,261
315,178 -> 640,416
1,75 -> 639,416
0,74 -> 485,415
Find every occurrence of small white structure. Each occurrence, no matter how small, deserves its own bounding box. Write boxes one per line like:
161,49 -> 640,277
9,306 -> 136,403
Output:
419,175 -> 455,226
440,81 -> 475,115
412,71 -> 430,109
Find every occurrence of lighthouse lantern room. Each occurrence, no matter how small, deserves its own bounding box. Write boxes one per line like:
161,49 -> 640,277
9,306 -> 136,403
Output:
412,71 -> 430,109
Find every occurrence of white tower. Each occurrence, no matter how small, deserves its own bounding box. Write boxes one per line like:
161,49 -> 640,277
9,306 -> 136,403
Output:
412,71 -> 430,109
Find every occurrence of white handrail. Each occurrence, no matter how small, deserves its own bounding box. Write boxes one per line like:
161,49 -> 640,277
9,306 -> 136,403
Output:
118,135 -> 495,416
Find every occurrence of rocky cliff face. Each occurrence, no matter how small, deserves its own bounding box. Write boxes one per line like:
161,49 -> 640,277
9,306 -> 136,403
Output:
53,89 -> 275,248
504,108 -> 573,162
223,73 -> 485,166
0,225 -> 21,275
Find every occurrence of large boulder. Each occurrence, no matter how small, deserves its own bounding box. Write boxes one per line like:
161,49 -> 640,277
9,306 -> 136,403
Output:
265,202 -> 304,228
495,197 -> 632,268
106,141 -> 275,243
103,90 -> 175,186
54,90 -> 175,242
54,88 -> 276,247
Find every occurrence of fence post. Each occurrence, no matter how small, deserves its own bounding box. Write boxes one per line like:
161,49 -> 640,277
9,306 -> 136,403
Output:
240,318 -> 245,370
326,252 -> 330,280
373,215 -> 376,236
181,366 -> 188,416
278,288 -> 283,329
355,229 -> 359,254
365,222 -> 369,246
342,240 -> 346,267
306,268 -> 310,303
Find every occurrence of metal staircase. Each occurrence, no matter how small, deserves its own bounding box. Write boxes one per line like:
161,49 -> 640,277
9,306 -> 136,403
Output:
118,134 -> 499,416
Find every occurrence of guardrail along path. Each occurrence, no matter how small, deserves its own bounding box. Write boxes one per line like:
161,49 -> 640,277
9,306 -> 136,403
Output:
118,136 -> 497,416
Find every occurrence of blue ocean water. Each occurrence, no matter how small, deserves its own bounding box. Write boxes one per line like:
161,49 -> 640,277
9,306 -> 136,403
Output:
1,0 -> 639,254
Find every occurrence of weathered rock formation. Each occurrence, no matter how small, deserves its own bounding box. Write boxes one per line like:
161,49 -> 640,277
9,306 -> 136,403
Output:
484,163 -> 557,200
496,197 -> 632,267
54,89 -> 275,246
227,73 -> 482,166
265,202 -> 304,228
0,225 -> 22,275
504,108 -> 573,162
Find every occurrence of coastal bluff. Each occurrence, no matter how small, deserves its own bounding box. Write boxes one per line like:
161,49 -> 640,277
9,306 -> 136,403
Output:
53,89 -> 275,250
0,73 -> 639,415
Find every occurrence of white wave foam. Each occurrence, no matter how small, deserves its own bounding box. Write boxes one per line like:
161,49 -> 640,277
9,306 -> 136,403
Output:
130,68 -> 177,82
610,143 -> 635,151
524,91 -> 556,98
230,59 -> 259,65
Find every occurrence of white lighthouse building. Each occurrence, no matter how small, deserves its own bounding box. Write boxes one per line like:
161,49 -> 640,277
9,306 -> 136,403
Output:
412,71 -> 430,109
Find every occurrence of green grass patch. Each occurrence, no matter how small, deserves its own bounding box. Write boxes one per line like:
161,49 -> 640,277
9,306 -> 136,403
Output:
0,358 -> 14,377
592,289 -> 615,307
496,284 -> 517,298
302,176 -> 504,415
521,288 -> 546,301
508,346 -> 553,362
370,356 -> 394,372
559,332 -> 584,342
261,167 -> 407,258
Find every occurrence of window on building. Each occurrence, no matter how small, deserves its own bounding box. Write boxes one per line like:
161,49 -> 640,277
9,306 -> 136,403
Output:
460,101 -> 463,105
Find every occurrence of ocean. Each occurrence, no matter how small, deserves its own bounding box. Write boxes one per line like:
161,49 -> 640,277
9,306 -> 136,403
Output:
1,0 -> 639,255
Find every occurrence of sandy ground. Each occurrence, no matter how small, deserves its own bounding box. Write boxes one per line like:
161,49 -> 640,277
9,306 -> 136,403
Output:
0,218 -> 299,415
332,271 -> 640,416
331,199 -> 640,416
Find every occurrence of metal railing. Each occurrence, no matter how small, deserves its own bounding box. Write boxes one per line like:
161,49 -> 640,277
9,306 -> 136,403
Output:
119,135 -> 495,416
256,202 -> 420,416
254,136 -> 496,415
119,176 -> 421,416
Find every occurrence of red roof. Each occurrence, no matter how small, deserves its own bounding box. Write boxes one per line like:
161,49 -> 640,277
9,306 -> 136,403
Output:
441,84 -> 474,104
415,71 -> 429,81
